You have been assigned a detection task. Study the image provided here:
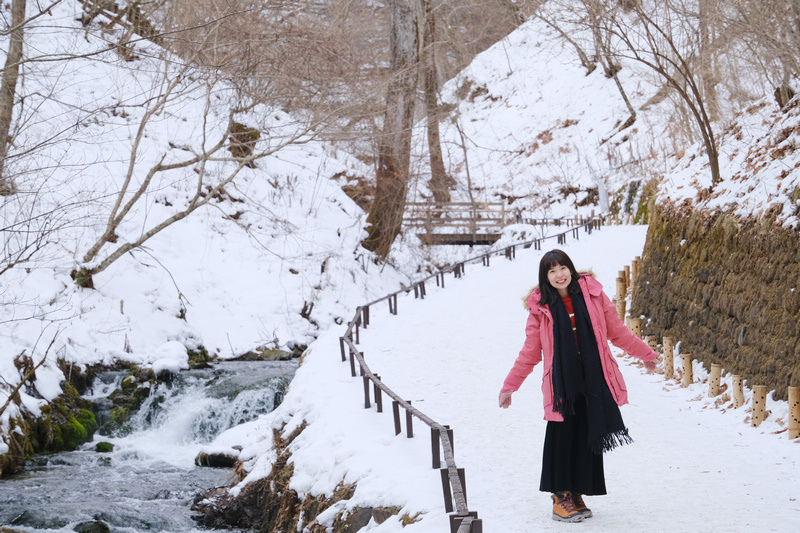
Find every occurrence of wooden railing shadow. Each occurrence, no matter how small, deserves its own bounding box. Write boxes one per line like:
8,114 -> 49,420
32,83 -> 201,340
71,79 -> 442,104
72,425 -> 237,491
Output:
338,218 -> 603,533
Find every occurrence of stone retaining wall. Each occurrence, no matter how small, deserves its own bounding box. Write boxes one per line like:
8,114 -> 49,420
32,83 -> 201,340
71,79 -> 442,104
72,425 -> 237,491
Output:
630,203 -> 800,400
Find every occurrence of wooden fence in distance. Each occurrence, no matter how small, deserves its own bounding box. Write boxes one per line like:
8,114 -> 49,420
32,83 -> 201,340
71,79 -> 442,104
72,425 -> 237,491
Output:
403,201 -> 508,245
403,201 -> 598,245
339,217 -> 603,532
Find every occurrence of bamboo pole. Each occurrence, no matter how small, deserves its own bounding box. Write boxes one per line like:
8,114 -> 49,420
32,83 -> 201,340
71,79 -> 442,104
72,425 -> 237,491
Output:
788,387 -> 799,440
629,317 -> 642,338
732,375 -> 744,408
616,276 -> 626,301
752,385 -> 768,427
681,353 -> 693,387
624,265 -> 631,288
708,363 -> 722,397
662,336 -> 674,380
614,298 -> 626,322
645,335 -> 657,352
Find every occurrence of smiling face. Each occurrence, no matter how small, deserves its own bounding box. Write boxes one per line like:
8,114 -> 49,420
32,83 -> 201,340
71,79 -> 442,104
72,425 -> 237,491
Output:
547,262 -> 572,297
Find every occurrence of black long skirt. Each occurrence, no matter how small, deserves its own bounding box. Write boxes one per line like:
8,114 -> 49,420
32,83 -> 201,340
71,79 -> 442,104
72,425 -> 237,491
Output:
539,397 -> 607,496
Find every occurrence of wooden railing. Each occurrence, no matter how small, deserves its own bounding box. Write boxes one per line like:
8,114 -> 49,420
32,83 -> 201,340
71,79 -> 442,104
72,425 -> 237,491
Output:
403,201 -> 508,245
403,202 -> 599,245
338,217 -> 603,532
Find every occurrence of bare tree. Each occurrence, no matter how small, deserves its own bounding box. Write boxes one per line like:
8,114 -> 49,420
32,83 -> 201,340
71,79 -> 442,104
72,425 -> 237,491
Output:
0,1 -> 64,195
0,331 -> 57,420
421,0 -> 452,205
724,0 -> 800,108
599,0 -> 722,185
1,3 -> 333,288
581,0 -> 637,129
362,0 -> 420,258
697,0 -> 719,120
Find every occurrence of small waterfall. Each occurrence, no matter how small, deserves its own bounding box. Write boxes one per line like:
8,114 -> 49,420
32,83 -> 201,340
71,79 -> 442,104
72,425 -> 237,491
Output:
0,360 -> 297,532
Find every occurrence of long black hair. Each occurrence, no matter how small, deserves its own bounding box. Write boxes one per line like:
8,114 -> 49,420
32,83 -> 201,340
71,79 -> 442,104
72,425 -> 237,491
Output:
537,249 -> 582,306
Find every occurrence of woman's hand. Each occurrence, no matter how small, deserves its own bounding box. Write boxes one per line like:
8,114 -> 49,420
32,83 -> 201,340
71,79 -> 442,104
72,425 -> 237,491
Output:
644,359 -> 657,372
499,390 -> 513,408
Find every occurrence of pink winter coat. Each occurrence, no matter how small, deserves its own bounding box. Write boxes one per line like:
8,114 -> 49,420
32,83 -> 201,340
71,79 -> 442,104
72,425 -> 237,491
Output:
501,274 -> 657,421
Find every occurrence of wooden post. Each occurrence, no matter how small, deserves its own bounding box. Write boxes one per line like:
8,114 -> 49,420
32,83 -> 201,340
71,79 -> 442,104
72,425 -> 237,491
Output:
406,401 -> 414,438
681,353 -> 693,387
789,386 -> 800,440
624,265 -> 631,287
374,375 -> 383,413
618,271 -> 627,296
629,317 -> 642,338
363,375 -> 371,408
392,401 -> 401,435
615,276 -> 626,301
431,427 -> 441,469
614,298 -> 626,322
632,256 -> 641,285
732,375 -> 744,408
708,363 -> 722,397
440,469 -> 454,513
752,385 -> 768,427
662,336 -> 674,380
645,334 -> 657,352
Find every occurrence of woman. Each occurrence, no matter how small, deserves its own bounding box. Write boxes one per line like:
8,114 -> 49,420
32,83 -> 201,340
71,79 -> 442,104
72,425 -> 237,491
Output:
498,249 -> 657,523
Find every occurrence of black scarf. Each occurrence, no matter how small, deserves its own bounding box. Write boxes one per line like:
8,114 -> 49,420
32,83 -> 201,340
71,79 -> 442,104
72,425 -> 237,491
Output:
549,288 -> 632,454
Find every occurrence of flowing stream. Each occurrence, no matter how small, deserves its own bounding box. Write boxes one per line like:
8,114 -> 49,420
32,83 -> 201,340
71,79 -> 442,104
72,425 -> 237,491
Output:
0,360 -> 297,532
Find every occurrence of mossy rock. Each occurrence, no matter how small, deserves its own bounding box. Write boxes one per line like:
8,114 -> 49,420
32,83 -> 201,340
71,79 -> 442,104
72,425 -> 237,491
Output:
195,452 -> 237,468
27,396 -> 97,453
331,507 -> 373,532
120,375 -> 137,392
73,520 -> 111,533
95,441 -> 114,453
77,409 -> 98,436
61,415 -> 89,450
188,346 -> 215,368
57,361 -> 100,395
70,267 -> 94,289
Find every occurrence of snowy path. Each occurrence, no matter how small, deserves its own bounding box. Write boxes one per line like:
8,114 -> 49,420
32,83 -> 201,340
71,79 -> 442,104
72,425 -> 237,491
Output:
351,225 -> 799,532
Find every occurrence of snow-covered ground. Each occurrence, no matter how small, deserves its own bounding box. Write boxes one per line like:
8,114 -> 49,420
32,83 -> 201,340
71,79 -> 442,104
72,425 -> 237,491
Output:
207,225 -> 799,532
3,3 -> 800,531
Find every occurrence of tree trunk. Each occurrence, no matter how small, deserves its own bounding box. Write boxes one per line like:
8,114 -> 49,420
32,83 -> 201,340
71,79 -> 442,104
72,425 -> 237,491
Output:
0,0 -> 27,195
699,0 -> 719,121
363,0 -> 419,259
422,0 -> 450,205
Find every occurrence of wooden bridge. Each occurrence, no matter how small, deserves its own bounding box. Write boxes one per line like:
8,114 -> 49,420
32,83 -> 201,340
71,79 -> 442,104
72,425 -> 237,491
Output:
403,201 -> 508,245
403,201 -> 597,245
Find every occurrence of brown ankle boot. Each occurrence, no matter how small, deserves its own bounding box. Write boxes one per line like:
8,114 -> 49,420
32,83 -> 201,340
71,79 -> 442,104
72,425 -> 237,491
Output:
571,493 -> 593,518
551,491 -> 584,523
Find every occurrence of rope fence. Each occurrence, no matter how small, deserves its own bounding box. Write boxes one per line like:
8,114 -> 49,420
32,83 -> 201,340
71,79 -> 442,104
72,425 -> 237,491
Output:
337,217 -> 603,533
